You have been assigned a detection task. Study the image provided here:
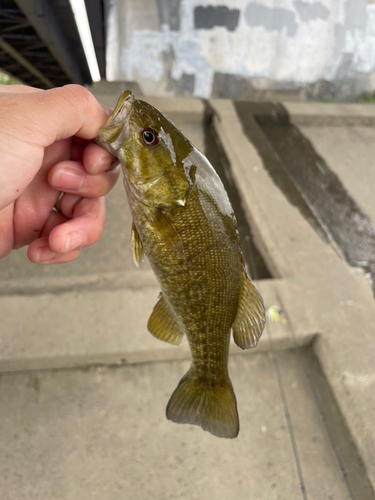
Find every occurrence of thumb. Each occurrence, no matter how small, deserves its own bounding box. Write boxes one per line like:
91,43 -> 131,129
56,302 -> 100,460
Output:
10,85 -> 112,146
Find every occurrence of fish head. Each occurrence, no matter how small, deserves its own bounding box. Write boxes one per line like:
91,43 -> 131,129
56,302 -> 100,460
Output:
97,91 -> 194,208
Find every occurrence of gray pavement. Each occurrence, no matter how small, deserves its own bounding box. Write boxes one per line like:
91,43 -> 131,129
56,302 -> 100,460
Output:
1,87 -> 375,498
0,349 -> 368,500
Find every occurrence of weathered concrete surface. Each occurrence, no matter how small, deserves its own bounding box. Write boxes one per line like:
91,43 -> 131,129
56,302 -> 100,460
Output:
106,0 -> 375,100
0,278 -> 316,372
0,350 -> 367,500
210,98 -> 375,489
284,102 -> 375,126
300,125 -> 375,222
243,102 -> 375,286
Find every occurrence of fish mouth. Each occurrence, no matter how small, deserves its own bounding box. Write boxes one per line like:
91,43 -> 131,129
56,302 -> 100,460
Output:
96,91 -> 134,156
109,91 -> 134,124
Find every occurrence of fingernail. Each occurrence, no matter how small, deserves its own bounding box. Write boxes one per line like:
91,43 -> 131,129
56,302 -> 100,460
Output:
65,231 -> 85,252
52,168 -> 84,191
92,157 -> 113,175
35,246 -> 58,264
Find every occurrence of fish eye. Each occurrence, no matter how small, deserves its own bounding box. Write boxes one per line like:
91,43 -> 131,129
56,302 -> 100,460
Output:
141,128 -> 159,147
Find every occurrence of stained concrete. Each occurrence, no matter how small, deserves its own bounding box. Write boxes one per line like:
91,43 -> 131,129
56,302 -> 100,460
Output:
244,2 -> 298,37
0,349 -> 368,500
166,71 -> 195,97
299,126 -> 375,224
234,102 -> 375,289
155,0 -> 181,30
194,5 -> 240,32
284,102 -> 375,126
345,0 -> 368,31
106,0 -> 375,100
242,104 -> 375,276
299,124 -> 375,284
210,98 -> 375,489
294,1 -> 330,22
233,102 -> 329,245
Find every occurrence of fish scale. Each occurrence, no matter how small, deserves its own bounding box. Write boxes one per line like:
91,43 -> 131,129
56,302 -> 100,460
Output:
97,90 -> 265,438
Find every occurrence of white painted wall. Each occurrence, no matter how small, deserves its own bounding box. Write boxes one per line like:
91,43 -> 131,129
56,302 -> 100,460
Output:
105,0 -> 375,99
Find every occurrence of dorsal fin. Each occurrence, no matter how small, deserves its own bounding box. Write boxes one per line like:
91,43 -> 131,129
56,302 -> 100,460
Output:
232,271 -> 265,349
147,293 -> 184,345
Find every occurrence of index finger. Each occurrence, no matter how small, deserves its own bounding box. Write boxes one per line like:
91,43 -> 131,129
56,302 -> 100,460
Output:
5,84 -> 113,147
0,85 -> 43,94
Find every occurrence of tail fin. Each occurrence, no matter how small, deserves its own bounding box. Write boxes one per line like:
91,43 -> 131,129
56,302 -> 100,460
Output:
166,371 -> 239,438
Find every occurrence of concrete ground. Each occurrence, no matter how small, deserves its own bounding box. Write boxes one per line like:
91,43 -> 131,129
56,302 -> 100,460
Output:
0,85 -> 375,499
0,349 -> 366,500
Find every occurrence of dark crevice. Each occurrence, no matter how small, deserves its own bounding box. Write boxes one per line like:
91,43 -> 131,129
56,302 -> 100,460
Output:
233,102 -> 330,244
203,100 -> 272,280
234,101 -> 375,294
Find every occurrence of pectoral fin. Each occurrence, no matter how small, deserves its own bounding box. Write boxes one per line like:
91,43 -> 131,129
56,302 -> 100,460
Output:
232,271 -> 265,349
155,211 -> 185,259
147,293 -> 184,345
131,222 -> 144,268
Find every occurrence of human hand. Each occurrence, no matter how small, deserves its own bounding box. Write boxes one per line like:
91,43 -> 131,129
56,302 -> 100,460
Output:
0,84 -> 119,264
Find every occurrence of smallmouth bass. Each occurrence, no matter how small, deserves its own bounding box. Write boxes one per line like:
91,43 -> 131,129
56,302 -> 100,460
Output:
97,91 -> 265,438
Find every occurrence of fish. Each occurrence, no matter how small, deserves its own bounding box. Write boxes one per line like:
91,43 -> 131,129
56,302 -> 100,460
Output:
96,91 -> 265,438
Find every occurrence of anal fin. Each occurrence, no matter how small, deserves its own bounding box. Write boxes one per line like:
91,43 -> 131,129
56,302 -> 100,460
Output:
147,293 -> 184,345
232,271 -> 265,349
131,222 -> 144,267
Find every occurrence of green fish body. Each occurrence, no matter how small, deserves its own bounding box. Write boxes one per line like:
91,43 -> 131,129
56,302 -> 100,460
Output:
97,91 -> 265,438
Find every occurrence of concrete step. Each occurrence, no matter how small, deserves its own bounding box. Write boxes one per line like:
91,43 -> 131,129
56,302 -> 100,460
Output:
0,277 -> 315,372
284,101 -> 375,126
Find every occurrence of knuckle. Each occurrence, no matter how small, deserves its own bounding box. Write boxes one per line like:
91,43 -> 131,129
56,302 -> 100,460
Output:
63,84 -> 95,108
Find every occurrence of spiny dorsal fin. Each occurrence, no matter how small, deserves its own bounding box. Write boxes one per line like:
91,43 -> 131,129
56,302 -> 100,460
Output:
232,271 -> 265,349
131,222 -> 144,268
147,293 -> 184,345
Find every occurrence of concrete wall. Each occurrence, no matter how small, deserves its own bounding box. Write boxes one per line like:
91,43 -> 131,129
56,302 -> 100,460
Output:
105,0 -> 375,100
